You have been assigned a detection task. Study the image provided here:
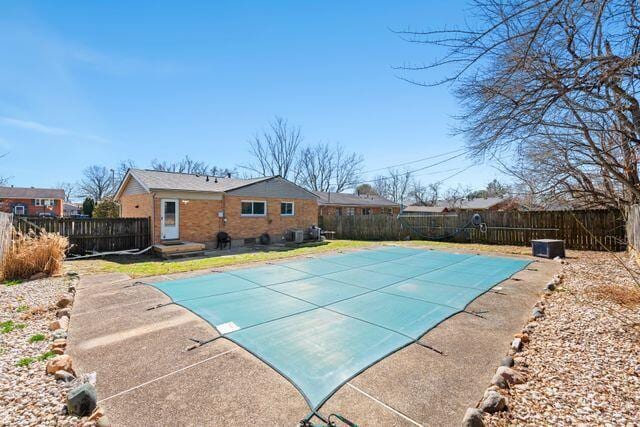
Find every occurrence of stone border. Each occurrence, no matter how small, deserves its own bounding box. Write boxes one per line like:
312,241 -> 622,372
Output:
44,272 -> 110,427
462,261 -> 565,426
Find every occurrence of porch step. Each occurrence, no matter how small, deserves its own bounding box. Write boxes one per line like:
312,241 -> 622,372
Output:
160,250 -> 206,260
153,241 -> 206,259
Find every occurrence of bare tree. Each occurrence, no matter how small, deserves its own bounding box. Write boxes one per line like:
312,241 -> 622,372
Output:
79,166 -> 116,201
333,144 -> 363,192
373,169 -> 413,204
295,143 -> 334,191
244,117 -> 303,179
151,155 -> 234,177
295,142 -> 363,192
56,182 -> 76,202
410,180 -> 441,206
399,0 -> 640,208
115,159 -> 137,184
443,184 -> 473,208
468,179 -> 510,199
355,183 -> 378,196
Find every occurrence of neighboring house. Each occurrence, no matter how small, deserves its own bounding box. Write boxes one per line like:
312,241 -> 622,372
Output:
115,169 -> 319,245
402,197 -> 517,214
313,191 -> 400,216
0,186 -> 65,217
63,202 -> 82,216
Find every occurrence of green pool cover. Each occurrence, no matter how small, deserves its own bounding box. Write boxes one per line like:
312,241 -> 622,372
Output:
151,247 -> 530,411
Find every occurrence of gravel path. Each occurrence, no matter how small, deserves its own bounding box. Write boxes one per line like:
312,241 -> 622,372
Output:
486,252 -> 640,426
0,276 -> 80,426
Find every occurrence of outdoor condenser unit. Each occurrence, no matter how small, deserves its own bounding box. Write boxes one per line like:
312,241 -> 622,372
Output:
293,229 -> 304,244
531,239 -> 565,259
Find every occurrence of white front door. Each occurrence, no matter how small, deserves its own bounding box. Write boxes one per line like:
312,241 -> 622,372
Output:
160,199 -> 179,240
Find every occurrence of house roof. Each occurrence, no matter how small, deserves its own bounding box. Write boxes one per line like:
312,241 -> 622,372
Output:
402,197 -> 511,213
122,169 -> 273,194
312,191 -> 399,207
0,186 -> 65,200
455,197 -> 509,210
402,205 -> 448,213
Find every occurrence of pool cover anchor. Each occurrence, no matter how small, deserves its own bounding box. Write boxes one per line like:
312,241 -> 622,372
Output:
415,340 -> 444,355
186,335 -> 224,351
124,280 -> 149,289
299,411 -> 358,427
146,302 -> 174,311
463,309 -> 488,319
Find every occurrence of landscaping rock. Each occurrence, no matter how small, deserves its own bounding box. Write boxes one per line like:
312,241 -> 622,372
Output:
80,371 -> 98,387
52,338 -> 67,349
58,315 -> 70,330
479,390 -> 507,413
30,272 -> 47,280
46,354 -> 74,375
514,332 -> 530,343
511,338 -> 522,352
531,307 -> 544,319
56,294 -> 74,308
88,406 -> 105,421
462,407 -> 485,427
490,373 -> 508,389
500,356 -> 514,367
49,319 -> 62,331
52,329 -> 67,340
56,308 -> 71,318
67,383 -> 97,417
54,370 -> 76,383
496,366 -> 527,384
545,281 -> 556,291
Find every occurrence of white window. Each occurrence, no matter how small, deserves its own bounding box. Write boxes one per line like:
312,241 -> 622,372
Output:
362,208 -> 371,215
34,199 -> 54,207
345,207 -> 355,216
280,202 -> 294,216
13,205 -> 25,215
241,200 -> 266,216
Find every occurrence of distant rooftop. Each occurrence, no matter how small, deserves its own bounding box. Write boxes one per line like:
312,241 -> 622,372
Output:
0,186 -> 65,200
312,191 -> 398,207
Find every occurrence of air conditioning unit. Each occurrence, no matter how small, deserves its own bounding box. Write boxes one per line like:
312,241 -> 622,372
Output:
531,239 -> 565,259
293,229 -> 304,244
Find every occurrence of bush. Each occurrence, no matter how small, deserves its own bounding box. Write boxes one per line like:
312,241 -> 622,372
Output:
0,230 -> 69,281
93,198 -> 120,218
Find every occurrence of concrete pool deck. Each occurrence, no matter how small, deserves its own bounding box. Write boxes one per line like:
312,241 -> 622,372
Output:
67,248 -> 558,426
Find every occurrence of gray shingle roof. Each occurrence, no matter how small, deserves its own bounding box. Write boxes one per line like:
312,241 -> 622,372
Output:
312,191 -> 399,207
402,205 -> 448,213
128,169 -> 272,193
0,186 -> 65,200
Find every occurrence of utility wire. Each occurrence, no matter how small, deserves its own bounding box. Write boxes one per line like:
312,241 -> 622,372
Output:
362,148 -> 467,174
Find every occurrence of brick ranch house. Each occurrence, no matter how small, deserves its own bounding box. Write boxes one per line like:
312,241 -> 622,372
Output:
0,186 -> 65,217
115,169 -> 319,246
313,191 -> 400,216
402,196 -> 517,214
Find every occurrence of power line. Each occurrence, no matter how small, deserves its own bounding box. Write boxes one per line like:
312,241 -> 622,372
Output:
362,148 -> 467,174
357,151 -> 469,184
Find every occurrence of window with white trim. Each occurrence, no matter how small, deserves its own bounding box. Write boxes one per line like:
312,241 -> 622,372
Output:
345,207 -> 355,216
280,202 -> 294,216
241,201 -> 266,216
362,208 -> 371,215
13,205 -> 25,215
34,199 -> 55,207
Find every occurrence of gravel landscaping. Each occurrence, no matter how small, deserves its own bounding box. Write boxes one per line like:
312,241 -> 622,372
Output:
0,276 -> 80,426
485,252 -> 640,426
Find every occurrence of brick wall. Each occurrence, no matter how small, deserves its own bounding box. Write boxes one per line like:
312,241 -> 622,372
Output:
319,205 -> 399,216
222,196 -> 318,242
121,192 -> 318,245
0,198 -> 63,216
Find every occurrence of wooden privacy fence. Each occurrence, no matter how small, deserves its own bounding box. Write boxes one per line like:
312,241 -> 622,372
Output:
0,212 -> 12,269
320,209 -> 626,251
13,217 -> 150,254
626,204 -> 640,254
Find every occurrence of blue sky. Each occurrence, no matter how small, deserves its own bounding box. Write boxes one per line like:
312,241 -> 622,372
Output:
0,1 -> 504,191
